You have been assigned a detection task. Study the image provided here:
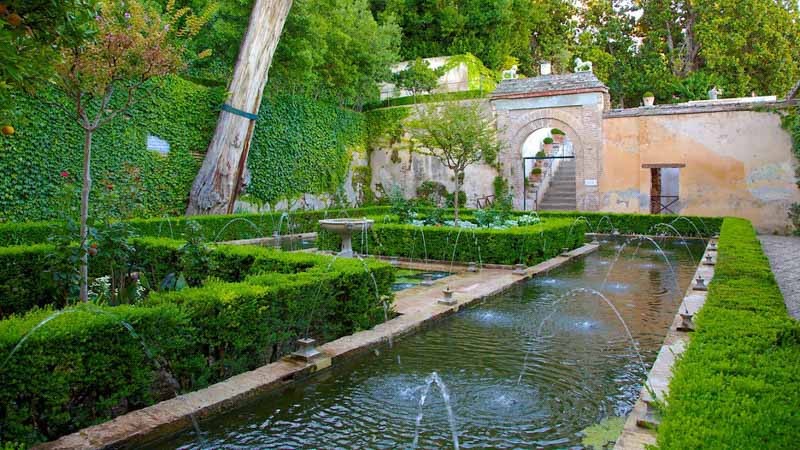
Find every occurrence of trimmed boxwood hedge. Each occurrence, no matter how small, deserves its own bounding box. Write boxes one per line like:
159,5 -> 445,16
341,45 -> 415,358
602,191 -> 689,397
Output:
0,240 -> 394,445
0,207 -> 395,247
656,218 -> 800,449
318,217 -> 587,265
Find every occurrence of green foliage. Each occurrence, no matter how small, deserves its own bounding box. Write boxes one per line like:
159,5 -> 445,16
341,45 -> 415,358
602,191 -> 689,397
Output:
379,0 -> 573,72
643,91 -> 654,98
270,0 -> 401,107
543,137 -> 553,144
408,101 -> 500,219
247,93 -> 366,204
0,76 -> 224,222
416,181 -> 448,206
394,58 -> 444,97
0,0 -> 98,121
318,217 -> 585,265
657,218 -> 800,449
365,107 -> 410,148
0,82 -> 374,221
363,89 -> 488,111
551,128 -> 565,135
0,238 -> 394,445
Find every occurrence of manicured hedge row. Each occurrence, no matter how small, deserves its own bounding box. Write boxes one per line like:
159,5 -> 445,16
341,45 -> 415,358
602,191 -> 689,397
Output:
317,218 -> 587,265
0,207 -> 395,246
657,218 -> 800,449
530,211 -> 721,237
0,242 -> 394,445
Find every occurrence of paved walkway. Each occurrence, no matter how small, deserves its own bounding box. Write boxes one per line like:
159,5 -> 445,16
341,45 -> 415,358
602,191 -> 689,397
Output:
758,235 -> 800,320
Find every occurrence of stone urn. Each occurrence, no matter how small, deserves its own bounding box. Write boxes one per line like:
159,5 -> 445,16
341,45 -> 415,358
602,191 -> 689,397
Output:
319,218 -> 374,258
643,92 -> 655,107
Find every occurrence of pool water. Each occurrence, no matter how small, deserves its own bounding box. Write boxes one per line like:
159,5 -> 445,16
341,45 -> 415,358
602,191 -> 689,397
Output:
148,238 -> 703,449
392,270 -> 451,292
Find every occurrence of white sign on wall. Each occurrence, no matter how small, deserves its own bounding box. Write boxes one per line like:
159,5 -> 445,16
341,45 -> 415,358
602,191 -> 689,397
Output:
584,179 -> 598,187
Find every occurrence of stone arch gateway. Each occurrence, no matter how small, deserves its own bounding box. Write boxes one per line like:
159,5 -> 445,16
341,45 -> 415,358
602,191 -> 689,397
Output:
492,72 -> 608,210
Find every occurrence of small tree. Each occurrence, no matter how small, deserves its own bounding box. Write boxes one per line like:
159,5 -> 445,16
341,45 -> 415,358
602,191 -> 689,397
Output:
394,58 -> 443,101
408,102 -> 499,225
51,0 -> 212,301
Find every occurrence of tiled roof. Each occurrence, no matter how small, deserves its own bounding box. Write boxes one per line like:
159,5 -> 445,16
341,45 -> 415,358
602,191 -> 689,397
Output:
492,72 -> 607,98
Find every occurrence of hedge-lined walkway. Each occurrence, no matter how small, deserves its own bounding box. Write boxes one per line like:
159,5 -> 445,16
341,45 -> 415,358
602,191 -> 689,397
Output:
758,235 -> 800,319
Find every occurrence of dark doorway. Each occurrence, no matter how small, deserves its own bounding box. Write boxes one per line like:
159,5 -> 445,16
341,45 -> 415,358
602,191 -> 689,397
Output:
647,165 -> 681,214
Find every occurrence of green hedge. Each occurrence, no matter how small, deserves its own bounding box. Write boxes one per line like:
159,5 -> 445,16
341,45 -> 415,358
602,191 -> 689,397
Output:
318,217 -> 586,265
0,244 -> 63,318
0,241 -> 393,445
656,218 -> 800,449
0,206 -> 394,246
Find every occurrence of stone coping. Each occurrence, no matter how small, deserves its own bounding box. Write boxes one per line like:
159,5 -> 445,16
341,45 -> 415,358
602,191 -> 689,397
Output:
614,240 -> 717,449
35,244 -> 599,450
604,99 -> 795,118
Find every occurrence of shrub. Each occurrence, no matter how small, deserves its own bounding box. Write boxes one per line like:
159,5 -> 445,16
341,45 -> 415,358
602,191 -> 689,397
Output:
317,217 -> 586,265
535,150 -> 546,158
0,243 -> 394,445
656,218 -> 800,449
531,167 -> 543,175
643,91 -> 655,98
551,128 -> 565,135
543,137 -> 554,144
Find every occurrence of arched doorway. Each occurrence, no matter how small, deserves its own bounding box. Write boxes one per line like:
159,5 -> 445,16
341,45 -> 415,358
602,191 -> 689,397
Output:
520,127 -> 576,210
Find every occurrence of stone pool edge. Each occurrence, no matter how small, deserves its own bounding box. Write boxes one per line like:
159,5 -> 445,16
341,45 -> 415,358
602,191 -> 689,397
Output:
35,243 -> 599,450
614,239 -> 717,449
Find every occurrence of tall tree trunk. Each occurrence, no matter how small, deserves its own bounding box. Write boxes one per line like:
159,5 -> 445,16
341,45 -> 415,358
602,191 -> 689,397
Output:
79,128 -> 93,301
186,0 -> 293,215
453,171 -> 461,226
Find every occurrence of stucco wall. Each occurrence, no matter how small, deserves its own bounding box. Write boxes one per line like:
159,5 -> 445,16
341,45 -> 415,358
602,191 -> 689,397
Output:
601,110 -> 799,233
370,100 -> 499,206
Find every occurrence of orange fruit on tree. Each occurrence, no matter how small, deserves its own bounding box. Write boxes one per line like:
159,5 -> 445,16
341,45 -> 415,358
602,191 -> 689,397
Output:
6,12 -> 21,27
1,125 -> 14,136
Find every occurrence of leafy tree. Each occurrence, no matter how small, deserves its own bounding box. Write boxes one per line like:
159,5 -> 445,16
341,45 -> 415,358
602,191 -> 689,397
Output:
393,58 -> 443,100
380,0 -> 575,73
271,0 -> 401,106
637,0 -> 800,98
51,0 -> 212,300
0,1 -> 98,121
407,102 -> 499,224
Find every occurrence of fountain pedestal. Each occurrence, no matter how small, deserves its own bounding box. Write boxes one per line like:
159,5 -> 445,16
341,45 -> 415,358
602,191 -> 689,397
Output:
319,218 -> 374,258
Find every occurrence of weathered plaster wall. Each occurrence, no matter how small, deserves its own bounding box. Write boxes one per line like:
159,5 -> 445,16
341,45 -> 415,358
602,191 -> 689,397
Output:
370,100 -> 499,206
601,110 -> 799,233
370,148 -> 498,205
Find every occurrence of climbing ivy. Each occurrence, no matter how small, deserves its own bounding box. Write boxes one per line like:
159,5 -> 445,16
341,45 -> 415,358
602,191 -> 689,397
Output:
364,107 -> 410,149
245,94 -> 366,204
0,80 -> 375,220
0,76 -> 224,222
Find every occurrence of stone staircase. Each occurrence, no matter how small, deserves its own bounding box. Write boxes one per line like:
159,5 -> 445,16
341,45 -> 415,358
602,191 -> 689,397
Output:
539,159 -> 577,210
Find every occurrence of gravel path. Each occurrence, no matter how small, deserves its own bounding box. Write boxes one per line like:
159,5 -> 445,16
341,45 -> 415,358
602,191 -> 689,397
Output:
758,235 -> 800,320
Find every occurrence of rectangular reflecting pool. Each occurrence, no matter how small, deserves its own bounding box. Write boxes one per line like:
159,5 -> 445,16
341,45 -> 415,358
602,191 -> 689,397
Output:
148,238 -> 704,449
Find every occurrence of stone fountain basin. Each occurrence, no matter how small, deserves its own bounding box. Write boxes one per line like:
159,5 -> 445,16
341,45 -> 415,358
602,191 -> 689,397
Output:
318,218 -> 374,235
318,218 -> 374,258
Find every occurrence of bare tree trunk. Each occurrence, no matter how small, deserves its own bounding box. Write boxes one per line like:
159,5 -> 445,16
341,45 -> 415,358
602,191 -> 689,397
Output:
79,128 -> 92,301
453,171 -> 460,226
187,0 -> 293,215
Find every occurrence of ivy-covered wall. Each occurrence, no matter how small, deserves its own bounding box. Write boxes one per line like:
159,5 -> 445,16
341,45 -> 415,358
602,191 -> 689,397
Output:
246,95 -> 366,205
0,77 -> 224,222
0,79 -> 369,222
